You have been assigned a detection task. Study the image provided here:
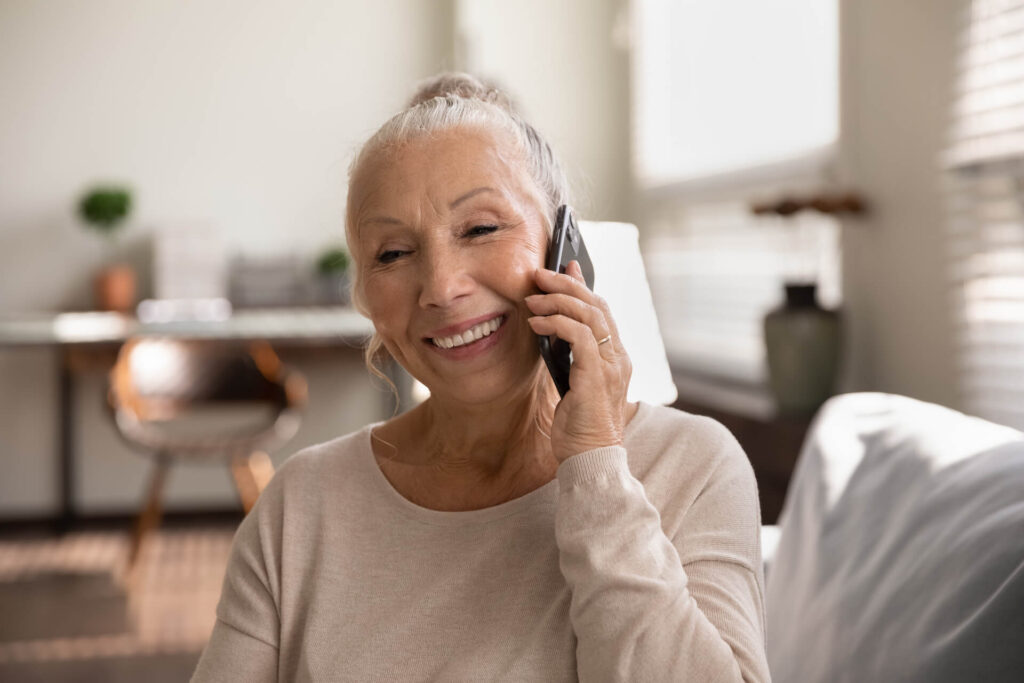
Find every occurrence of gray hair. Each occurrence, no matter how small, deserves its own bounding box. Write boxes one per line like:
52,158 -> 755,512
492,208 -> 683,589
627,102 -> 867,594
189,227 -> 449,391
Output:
344,73 -> 571,400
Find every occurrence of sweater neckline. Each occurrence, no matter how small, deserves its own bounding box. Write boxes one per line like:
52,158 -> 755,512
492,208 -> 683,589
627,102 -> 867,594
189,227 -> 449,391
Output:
359,401 -> 652,525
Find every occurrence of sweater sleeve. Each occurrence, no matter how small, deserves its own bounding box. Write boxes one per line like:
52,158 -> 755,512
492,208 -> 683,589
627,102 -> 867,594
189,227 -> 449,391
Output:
555,443 -> 770,682
191,481 -> 282,683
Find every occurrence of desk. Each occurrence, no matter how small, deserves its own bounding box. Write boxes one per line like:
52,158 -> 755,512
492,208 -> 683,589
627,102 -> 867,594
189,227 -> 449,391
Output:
0,308 -> 377,531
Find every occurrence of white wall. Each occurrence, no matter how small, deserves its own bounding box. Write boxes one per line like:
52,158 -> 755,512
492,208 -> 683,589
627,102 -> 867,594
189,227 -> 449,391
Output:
0,0 -> 628,516
0,0 -> 452,515
0,0 -> 455,315
838,0 -> 962,408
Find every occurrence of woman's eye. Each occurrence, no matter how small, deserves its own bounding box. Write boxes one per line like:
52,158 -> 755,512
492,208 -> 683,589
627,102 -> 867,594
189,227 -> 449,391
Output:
376,249 -> 407,264
465,224 -> 499,237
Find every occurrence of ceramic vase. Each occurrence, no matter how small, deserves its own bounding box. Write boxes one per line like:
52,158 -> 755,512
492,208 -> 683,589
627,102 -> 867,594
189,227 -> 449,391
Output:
763,283 -> 841,417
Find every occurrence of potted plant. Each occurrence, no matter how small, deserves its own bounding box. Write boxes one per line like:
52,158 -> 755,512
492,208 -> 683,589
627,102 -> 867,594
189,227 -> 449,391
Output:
79,186 -> 136,312
315,245 -> 351,306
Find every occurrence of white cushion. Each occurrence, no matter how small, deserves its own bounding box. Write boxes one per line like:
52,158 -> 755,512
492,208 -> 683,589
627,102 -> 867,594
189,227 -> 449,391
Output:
765,392 -> 1024,683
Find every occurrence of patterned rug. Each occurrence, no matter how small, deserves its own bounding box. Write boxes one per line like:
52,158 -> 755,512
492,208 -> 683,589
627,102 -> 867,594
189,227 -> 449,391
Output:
0,527 -> 234,670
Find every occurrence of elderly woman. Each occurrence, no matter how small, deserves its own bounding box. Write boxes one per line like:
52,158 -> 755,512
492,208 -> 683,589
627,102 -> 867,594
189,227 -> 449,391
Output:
192,74 -> 769,682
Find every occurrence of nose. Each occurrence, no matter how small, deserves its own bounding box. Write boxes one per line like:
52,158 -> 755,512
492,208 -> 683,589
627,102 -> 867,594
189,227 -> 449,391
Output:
417,245 -> 475,309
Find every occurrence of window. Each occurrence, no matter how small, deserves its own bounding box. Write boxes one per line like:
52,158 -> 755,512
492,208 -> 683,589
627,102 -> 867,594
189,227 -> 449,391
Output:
633,0 -> 838,187
631,0 -> 841,414
946,0 -> 1024,430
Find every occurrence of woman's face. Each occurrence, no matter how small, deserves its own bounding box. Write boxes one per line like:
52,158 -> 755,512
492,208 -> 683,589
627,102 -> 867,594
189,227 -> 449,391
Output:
350,127 -> 552,404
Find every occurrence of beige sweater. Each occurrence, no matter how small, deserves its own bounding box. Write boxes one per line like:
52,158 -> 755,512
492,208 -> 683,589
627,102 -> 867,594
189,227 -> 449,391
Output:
192,402 -> 770,682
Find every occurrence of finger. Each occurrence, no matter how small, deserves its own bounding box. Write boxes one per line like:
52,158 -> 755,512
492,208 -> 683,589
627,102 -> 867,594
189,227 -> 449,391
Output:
527,314 -> 609,371
534,266 -> 625,352
589,294 -> 624,352
534,265 -> 594,300
535,259 -> 630,355
568,259 -> 585,283
524,293 -> 610,341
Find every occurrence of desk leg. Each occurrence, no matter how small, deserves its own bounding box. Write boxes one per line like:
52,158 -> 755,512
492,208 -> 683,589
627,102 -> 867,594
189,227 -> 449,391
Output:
57,349 -> 76,533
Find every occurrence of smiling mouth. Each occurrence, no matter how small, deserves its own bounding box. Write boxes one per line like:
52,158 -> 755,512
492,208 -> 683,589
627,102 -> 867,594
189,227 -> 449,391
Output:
429,315 -> 504,349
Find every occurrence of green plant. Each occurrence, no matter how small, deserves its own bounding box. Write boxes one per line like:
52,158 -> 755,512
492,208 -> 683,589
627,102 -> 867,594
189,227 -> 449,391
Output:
78,186 -> 132,237
316,246 -> 350,275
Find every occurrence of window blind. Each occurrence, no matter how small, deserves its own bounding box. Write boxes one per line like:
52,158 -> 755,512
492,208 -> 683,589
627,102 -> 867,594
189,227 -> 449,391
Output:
947,0 -> 1024,431
947,0 -> 1024,170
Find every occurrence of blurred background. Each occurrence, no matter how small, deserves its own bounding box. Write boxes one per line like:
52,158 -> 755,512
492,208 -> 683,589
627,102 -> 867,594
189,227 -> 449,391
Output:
1,0 -> 1017,679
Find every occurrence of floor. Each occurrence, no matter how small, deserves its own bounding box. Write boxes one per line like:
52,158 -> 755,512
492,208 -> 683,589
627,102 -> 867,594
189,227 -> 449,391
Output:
0,525 -> 235,682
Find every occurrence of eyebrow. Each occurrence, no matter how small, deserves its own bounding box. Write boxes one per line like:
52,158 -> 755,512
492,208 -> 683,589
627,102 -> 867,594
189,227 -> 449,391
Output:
361,187 -> 501,228
450,186 -> 498,209
361,215 -> 404,227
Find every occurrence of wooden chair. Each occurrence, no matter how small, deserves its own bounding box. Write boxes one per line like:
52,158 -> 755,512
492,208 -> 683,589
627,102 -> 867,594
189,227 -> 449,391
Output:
107,337 -> 307,571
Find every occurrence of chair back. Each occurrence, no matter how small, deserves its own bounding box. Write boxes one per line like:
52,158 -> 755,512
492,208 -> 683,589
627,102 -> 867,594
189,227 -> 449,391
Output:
108,337 -> 306,456
110,338 -> 296,419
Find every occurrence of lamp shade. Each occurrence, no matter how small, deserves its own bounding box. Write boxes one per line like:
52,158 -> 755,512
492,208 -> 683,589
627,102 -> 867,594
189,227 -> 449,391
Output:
579,221 -> 677,406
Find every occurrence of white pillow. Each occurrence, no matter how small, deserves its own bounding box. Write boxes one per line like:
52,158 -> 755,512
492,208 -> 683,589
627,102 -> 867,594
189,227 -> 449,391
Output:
765,392 -> 1024,683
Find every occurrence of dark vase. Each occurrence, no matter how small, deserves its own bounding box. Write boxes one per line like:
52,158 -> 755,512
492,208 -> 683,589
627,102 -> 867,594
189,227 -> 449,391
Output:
763,283 -> 841,417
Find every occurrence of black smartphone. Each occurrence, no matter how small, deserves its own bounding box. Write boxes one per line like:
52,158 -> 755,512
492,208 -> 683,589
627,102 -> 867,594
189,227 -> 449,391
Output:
538,205 -> 595,397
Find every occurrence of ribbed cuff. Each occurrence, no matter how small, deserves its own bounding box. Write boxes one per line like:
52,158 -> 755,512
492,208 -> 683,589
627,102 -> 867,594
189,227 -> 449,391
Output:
557,446 -> 629,489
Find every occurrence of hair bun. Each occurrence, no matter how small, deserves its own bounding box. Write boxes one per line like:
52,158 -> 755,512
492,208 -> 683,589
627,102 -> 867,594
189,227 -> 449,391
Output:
407,72 -> 516,112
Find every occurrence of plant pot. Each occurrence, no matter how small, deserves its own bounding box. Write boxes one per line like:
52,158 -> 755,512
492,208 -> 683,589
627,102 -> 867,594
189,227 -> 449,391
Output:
763,283 -> 841,417
94,264 -> 137,313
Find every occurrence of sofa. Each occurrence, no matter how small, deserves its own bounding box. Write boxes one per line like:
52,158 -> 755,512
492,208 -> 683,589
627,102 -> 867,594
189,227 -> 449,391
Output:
761,392 -> 1024,683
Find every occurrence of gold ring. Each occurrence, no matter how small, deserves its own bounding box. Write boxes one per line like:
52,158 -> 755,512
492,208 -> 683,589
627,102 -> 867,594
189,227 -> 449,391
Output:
597,334 -> 612,346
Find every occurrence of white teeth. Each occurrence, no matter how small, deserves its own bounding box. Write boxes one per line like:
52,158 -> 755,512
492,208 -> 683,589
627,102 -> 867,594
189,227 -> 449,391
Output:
432,316 -> 502,349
